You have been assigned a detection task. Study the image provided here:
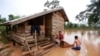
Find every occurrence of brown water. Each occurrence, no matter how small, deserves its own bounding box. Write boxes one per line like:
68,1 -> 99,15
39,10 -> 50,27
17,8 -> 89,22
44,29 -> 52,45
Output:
0,30 -> 100,56
44,30 -> 100,56
0,42 -> 22,56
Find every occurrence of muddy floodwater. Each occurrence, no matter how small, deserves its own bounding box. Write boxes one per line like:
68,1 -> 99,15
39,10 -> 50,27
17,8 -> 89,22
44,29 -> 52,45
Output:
44,30 -> 100,56
0,30 -> 100,56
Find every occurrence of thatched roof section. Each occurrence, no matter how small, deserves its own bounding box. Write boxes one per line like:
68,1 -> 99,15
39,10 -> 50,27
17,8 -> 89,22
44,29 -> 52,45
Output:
0,7 -> 69,26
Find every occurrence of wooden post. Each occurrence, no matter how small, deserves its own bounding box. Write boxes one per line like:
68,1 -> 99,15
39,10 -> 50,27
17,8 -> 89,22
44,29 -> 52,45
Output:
23,22 -> 33,55
43,16 -> 45,38
35,30 -> 38,50
6,26 -> 9,34
23,22 -> 31,51
24,40 -> 31,51
34,30 -> 38,55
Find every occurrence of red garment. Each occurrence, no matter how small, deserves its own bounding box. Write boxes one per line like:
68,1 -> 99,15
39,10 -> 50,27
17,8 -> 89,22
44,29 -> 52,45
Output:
58,33 -> 64,40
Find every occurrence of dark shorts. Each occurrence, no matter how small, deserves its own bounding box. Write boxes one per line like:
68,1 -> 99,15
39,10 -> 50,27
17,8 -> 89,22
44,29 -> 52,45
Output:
72,46 -> 81,50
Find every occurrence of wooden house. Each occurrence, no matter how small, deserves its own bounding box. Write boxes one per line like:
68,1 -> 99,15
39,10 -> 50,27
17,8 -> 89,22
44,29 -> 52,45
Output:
0,7 -> 69,55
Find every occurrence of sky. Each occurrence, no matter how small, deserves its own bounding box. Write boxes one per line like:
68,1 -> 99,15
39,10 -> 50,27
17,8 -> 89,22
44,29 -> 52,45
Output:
0,0 -> 90,23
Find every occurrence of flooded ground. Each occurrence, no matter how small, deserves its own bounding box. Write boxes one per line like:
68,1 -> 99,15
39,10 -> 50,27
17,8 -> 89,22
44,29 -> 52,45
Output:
0,42 -> 22,56
44,30 -> 100,56
0,30 -> 100,56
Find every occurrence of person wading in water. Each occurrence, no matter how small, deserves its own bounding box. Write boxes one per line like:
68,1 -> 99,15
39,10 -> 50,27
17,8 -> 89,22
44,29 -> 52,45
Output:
72,35 -> 81,50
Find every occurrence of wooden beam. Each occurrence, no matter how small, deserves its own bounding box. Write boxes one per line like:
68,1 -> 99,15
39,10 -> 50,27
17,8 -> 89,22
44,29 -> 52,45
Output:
43,15 -> 45,38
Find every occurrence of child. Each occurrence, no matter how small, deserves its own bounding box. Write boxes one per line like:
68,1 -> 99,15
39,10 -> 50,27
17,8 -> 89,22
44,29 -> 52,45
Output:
72,35 -> 81,50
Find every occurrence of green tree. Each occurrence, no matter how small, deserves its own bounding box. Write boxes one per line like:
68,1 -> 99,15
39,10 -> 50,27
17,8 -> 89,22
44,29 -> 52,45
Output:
8,14 -> 20,21
44,0 -> 60,9
65,22 -> 89,30
73,24 -> 79,28
0,15 -> 6,23
65,22 -> 74,29
76,0 -> 100,26
79,24 -> 88,29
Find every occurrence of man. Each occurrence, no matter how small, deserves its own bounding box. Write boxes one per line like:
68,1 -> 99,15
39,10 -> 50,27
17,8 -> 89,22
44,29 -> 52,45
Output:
72,35 -> 81,50
56,31 -> 64,47
35,25 -> 40,36
30,24 -> 35,35
30,25 -> 40,36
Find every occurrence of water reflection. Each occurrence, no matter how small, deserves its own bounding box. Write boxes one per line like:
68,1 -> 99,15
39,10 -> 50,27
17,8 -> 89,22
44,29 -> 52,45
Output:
64,31 -> 82,44
64,30 -> 100,56
44,30 -> 100,56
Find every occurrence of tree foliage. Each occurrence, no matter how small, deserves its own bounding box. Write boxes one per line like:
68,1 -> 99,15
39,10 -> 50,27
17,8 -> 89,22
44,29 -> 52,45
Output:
65,22 -> 89,30
8,14 -> 20,21
65,22 -> 73,28
65,22 -> 79,29
76,0 -> 100,26
0,15 -> 6,23
0,14 -> 20,39
44,0 -> 60,9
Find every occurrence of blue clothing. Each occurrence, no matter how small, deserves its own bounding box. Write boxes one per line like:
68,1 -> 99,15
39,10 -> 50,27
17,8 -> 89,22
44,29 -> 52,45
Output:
31,25 -> 35,35
72,46 -> 81,50
31,25 -> 40,35
35,25 -> 40,35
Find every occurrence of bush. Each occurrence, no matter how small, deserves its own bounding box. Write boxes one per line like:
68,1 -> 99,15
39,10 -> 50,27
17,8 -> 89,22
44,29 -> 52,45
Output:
0,31 -> 10,44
